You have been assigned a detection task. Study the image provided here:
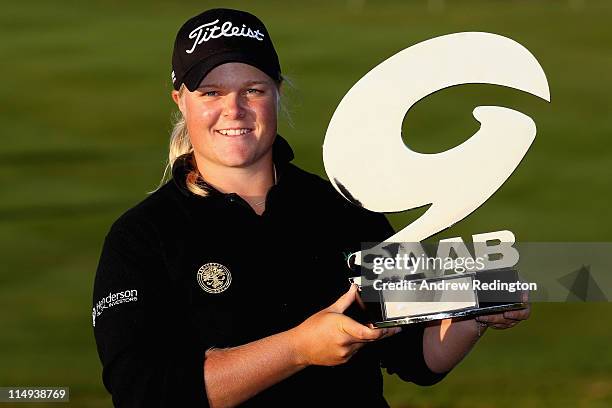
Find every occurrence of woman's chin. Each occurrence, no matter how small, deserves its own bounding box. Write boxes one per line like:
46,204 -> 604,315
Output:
217,153 -> 257,168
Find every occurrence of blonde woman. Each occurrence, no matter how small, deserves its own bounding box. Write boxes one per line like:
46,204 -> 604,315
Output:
92,8 -> 529,408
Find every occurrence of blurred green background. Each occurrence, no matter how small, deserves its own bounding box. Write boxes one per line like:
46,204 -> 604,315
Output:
1,0 -> 610,407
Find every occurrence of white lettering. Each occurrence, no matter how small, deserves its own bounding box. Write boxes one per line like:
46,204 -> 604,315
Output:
186,19 -> 265,54
92,289 -> 139,327
472,279 -> 536,293
473,230 -> 520,270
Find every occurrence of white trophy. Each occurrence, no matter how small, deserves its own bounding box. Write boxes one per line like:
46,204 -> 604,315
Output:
323,32 -> 550,327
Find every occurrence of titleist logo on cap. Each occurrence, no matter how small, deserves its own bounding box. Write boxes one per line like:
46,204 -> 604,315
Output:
171,8 -> 281,91
187,19 -> 265,54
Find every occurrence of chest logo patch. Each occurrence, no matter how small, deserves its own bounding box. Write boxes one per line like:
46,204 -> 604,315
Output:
197,263 -> 232,294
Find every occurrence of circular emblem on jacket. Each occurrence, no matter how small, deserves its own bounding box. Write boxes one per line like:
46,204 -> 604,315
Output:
197,263 -> 232,294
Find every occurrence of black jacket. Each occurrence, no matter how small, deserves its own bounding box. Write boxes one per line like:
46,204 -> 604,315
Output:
92,136 -> 447,408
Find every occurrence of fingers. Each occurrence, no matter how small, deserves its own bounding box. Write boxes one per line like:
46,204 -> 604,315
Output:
503,306 -> 530,321
327,285 -> 403,343
341,317 -> 401,342
340,317 -> 378,341
366,322 -> 403,339
378,326 -> 403,340
477,315 -> 517,329
327,284 -> 358,313
478,307 -> 530,329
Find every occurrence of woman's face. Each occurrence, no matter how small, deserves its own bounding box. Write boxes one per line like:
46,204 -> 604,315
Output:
172,62 -> 279,170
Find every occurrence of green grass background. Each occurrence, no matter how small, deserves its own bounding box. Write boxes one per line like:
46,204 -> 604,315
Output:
1,0 -> 611,407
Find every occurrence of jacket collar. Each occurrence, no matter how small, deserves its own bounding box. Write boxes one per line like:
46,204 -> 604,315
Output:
172,134 -> 295,197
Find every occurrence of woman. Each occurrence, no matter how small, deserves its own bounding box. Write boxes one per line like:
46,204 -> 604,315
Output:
93,8 -> 530,408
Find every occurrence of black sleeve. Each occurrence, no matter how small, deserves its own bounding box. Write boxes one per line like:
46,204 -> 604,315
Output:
92,214 -> 210,408
378,323 -> 449,386
344,205 -> 396,245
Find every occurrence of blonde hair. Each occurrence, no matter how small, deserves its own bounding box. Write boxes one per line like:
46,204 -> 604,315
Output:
157,77 -> 290,197
154,84 -> 208,196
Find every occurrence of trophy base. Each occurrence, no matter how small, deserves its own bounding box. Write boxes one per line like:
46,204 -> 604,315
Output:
371,302 -> 528,328
351,268 -> 528,327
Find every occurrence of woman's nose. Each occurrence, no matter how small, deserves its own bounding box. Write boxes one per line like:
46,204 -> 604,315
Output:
222,93 -> 246,119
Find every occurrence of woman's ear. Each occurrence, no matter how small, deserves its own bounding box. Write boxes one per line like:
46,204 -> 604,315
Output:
171,89 -> 185,115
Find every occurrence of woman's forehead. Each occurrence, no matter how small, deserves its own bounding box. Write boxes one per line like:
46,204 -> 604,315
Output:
198,62 -> 274,88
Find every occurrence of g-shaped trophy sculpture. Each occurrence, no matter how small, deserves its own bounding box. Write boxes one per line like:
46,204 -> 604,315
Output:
323,32 -> 550,327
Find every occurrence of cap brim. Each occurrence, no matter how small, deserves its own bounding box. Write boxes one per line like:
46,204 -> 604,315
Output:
180,50 -> 278,92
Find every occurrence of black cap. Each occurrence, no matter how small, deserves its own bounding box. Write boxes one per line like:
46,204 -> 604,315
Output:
171,8 -> 282,91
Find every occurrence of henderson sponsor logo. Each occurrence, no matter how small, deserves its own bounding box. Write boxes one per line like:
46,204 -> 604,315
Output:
92,289 -> 138,327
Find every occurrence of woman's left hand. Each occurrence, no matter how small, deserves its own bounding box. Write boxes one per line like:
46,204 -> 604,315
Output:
476,305 -> 531,329
476,292 -> 531,329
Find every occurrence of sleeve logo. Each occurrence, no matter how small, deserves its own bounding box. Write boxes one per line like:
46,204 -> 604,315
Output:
92,289 -> 138,327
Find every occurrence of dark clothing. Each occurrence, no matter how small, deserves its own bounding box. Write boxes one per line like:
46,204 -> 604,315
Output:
92,136 -> 447,408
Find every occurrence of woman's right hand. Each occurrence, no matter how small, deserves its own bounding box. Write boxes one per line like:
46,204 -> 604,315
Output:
290,284 -> 402,367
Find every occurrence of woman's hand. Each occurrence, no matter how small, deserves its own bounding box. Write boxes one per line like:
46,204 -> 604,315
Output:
476,291 -> 531,329
290,284 -> 401,367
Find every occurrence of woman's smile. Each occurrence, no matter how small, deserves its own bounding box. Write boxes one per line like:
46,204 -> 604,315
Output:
215,128 -> 254,136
